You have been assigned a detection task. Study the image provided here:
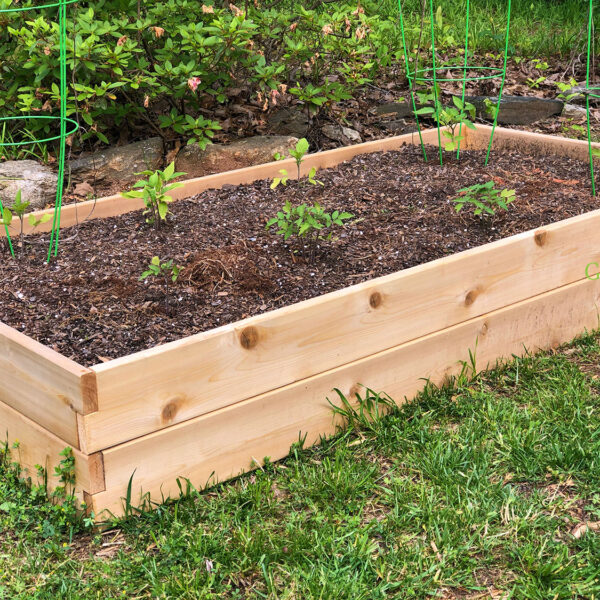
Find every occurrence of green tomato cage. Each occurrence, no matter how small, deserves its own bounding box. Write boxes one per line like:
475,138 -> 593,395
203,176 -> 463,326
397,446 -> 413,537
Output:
0,0 -> 79,261
397,0 -> 512,166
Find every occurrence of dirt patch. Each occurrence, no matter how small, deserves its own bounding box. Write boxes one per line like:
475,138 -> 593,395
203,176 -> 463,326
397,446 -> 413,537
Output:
0,144 -> 597,366
561,342 -> 600,383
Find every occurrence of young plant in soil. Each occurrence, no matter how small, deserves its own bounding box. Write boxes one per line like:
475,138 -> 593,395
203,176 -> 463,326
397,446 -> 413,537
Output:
0,190 -> 52,259
452,181 -> 516,216
415,90 -> 477,152
289,138 -> 309,179
271,138 -> 323,189
140,256 -> 183,314
556,78 -> 581,103
266,200 -> 353,262
122,162 -> 186,230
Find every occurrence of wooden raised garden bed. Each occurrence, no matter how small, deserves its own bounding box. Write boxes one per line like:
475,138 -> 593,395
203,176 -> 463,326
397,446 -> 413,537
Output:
2,125 -> 600,519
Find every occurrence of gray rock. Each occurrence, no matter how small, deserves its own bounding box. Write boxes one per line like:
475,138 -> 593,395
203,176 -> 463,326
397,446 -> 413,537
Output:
465,96 -> 564,125
374,102 -> 414,119
0,160 -> 58,211
322,124 -> 362,144
175,135 -> 299,178
558,83 -> 600,105
563,103 -> 588,119
267,108 -> 309,137
377,119 -> 418,135
70,137 -> 164,186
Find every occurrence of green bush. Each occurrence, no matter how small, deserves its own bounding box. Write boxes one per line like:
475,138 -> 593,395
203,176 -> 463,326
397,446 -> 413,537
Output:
0,0 -> 392,149
0,0 -> 589,154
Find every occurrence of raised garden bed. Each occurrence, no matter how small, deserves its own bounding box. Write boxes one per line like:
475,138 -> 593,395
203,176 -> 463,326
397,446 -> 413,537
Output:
2,125 -> 600,519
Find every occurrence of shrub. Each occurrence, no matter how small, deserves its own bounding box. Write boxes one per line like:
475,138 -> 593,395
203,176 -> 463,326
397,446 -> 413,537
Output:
0,1 -> 389,150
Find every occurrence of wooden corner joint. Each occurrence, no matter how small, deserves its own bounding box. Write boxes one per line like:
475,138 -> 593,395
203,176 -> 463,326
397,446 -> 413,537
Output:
80,370 -> 99,415
87,452 -> 106,495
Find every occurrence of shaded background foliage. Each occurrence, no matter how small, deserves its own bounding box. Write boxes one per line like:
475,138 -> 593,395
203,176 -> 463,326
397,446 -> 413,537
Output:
0,0 -> 592,152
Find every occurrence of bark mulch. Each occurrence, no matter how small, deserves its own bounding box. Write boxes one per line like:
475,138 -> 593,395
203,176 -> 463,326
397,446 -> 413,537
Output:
0,144 -> 597,367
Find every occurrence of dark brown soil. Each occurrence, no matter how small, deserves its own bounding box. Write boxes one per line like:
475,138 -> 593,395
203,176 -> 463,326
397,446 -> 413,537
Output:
0,144 -> 597,367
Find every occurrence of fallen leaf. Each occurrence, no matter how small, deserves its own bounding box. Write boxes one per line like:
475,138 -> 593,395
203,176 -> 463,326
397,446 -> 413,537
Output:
73,182 -> 95,198
572,521 -> 600,539
165,140 -> 181,166
552,178 -> 579,185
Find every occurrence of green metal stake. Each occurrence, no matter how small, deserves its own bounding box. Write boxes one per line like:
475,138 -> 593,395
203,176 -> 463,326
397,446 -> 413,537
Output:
0,198 -> 15,258
48,0 -> 69,261
456,0 -> 470,160
0,0 -> 79,262
586,0 -> 597,196
428,0 -> 443,165
397,0 -> 428,162
484,0 -> 512,166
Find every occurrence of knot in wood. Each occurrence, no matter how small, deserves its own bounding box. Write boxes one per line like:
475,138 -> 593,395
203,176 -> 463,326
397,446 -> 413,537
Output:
348,384 -> 361,400
369,292 -> 383,309
534,230 -> 547,247
161,402 -> 179,423
464,289 -> 479,307
240,326 -> 259,349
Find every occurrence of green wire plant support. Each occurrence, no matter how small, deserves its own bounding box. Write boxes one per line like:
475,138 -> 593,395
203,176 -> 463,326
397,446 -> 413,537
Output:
0,0 -> 79,261
586,0 -> 600,196
397,0 -> 512,166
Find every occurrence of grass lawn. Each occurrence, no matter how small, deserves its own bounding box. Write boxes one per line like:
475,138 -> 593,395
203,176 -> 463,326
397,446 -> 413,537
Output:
2,332 -> 600,599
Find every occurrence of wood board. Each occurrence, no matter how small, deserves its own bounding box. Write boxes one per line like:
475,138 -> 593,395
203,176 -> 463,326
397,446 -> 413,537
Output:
89,276 -> 600,517
84,209 -> 600,451
0,323 -> 96,448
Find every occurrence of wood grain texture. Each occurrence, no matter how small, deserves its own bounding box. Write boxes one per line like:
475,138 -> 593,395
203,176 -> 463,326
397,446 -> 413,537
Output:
89,277 -> 600,518
0,322 -> 96,447
0,399 -> 105,498
84,208 -> 600,451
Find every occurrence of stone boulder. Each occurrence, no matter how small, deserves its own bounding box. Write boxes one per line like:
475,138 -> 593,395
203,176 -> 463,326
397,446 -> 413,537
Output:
322,124 -> 362,144
465,96 -> 564,125
267,108 -> 309,137
0,160 -> 58,211
175,136 -> 299,178
373,102 -> 414,119
563,103 -> 587,119
70,137 -> 164,186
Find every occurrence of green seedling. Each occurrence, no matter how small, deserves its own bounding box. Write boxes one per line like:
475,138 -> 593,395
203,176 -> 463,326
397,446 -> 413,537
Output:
289,138 -> 309,179
271,139 -> 323,189
266,200 -> 353,261
416,94 -> 477,152
1,190 -> 51,258
122,162 -> 186,230
453,181 -> 515,216
526,76 -> 546,89
140,256 -> 182,314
